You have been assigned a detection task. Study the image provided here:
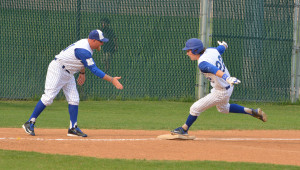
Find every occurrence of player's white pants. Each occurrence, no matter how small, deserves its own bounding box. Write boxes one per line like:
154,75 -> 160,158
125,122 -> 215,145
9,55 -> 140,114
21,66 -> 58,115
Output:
41,60 -> 79,106
190,87 -> 234,116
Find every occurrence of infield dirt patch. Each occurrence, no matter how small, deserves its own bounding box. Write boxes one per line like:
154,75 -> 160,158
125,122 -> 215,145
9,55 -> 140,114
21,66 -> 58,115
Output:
1,128 -> 300,166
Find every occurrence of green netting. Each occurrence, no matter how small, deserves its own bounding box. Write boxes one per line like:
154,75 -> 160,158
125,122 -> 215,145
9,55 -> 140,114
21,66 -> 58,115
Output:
212,0 -> 294,102
0,0 -> 200,100
0,0 -> 296,102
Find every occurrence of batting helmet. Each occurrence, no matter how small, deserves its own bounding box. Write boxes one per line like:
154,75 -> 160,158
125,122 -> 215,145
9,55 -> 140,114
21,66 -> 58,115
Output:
182,38 -> 204,55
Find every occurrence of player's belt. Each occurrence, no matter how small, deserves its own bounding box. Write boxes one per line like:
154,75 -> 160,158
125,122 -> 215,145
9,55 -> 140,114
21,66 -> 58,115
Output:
225,85 -> 230,90
62,65 -> 70,74
54,58 -> 70,74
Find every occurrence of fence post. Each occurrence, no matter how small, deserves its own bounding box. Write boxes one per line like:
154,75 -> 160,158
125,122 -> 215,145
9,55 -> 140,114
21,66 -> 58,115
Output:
76,0 -> 81,41
197,0 -> 211,99
295,0 -> 300,101
291,0 -> 300,103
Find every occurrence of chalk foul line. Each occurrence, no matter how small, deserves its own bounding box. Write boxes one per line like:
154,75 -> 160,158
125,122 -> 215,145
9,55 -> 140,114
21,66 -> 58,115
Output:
1,137 -> 300,141
194,138 -> 300,141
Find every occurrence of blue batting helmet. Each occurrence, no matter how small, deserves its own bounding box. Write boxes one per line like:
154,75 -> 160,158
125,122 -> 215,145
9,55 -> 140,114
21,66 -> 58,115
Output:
182,38 -> 204,55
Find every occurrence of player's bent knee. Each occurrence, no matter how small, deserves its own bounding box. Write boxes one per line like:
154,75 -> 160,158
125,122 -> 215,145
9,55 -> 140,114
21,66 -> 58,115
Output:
217,107 -> 229,114
189,110 -> 201,117
41,93 -> 57,106
40,98 -> 53,106
190,106 -> 202,116
68,100 -> 79,106
216,103 -> 230,114
191,112 -> 200,116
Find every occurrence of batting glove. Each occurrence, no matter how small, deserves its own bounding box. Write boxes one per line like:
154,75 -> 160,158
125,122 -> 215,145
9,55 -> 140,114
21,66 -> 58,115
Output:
217,41 -> 228,49
226,77 -> 241,85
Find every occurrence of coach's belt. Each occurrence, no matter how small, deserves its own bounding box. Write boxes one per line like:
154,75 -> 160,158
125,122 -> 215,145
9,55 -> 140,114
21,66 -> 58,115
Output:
225,85 -> 230,90
54,58 -> 70,74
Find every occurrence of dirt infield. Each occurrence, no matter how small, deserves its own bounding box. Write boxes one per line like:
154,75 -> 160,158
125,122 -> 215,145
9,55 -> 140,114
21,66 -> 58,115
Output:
1,128 -> 300,166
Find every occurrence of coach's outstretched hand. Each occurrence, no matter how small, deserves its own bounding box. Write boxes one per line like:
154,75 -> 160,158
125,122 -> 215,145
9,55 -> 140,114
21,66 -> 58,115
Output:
112,77 -> 123,90
103,75 -> 124,89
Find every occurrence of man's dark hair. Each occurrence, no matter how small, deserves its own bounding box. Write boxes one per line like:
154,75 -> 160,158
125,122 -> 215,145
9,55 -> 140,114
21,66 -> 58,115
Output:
199,48 -> 206,55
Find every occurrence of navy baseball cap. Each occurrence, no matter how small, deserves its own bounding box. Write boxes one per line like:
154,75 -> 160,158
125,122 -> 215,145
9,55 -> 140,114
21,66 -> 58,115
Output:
182,38 -> 203,51
88,30 -> 109,42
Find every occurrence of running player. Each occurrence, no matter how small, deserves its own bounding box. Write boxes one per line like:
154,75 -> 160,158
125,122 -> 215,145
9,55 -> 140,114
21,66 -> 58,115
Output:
22,30 -> 123,137
171,38 -> 267,136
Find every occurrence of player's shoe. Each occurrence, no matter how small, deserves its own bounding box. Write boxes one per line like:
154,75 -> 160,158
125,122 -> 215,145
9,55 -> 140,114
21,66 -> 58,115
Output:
251,108 -> 267,122
171,127 -> 188,136
67,126 -> 87,137
22,121 -> 36,136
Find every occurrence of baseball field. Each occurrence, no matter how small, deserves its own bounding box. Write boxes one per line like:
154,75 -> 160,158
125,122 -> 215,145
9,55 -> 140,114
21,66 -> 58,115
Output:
1,100 -> 300,169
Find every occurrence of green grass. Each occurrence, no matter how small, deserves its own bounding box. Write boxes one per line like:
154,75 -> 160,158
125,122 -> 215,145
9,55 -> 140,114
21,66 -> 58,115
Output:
0,100 -> 299,130
1,100 -> 300,169
1,150 -> 299,170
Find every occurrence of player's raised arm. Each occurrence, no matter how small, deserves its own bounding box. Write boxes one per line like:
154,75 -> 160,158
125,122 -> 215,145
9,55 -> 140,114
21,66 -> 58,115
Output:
217,41 -> 228,49
216,41 -> 228,55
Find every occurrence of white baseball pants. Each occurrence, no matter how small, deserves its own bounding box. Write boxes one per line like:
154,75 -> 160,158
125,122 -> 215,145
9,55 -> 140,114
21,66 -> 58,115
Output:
41,60 -> 79,106
190,87 -> 234,116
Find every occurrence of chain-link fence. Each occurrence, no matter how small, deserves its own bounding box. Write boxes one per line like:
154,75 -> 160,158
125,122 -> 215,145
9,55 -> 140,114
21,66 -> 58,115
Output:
0,0 -> 296,102
212,0 -> 295,102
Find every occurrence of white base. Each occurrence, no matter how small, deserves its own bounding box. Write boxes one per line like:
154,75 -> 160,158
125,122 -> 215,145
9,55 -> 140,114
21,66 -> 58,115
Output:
157,134 -> 196,140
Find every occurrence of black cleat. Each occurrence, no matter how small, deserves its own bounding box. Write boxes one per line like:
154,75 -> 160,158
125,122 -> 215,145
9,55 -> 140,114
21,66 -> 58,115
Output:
67,126 -> 87,137
22,121 -> 35,136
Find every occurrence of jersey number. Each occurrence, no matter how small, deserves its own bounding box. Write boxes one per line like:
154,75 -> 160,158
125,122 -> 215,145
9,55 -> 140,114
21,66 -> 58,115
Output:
215,55 -> 225,72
